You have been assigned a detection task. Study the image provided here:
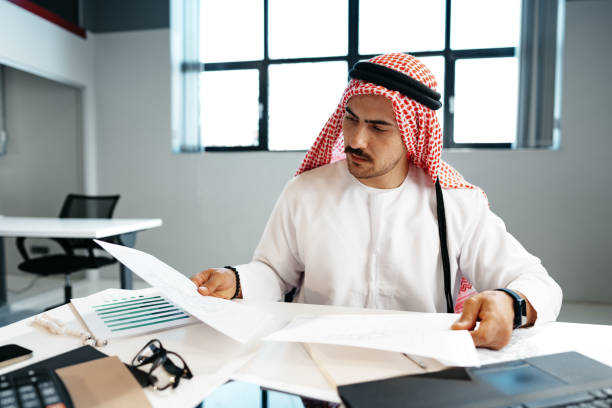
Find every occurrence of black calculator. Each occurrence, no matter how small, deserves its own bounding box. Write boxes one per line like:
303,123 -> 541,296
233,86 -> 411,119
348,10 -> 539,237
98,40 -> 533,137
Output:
0,346 -> 109,408
0,368 -> 67,408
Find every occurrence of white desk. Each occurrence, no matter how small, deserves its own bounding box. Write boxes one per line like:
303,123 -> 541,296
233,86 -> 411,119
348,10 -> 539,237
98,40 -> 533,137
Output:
0,216 -> 162,308
0,298 -> 611,407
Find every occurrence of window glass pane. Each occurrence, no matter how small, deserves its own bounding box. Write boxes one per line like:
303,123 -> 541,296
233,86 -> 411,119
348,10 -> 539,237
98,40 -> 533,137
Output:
269,62 -> 348,151
453,57 -> 518,144
200,70 -> 260,147
268,0 -> 347,59
451,0 -> 521,50
200,0 -> 263,63
359,0 -> 445,54
417,56 -> 445,131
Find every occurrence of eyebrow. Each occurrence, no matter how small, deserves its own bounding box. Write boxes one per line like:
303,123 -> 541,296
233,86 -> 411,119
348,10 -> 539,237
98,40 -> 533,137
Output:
345,106 -> 394,127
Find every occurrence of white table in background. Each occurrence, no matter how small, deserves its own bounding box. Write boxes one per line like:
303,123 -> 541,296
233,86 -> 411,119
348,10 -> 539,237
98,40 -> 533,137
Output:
0,216 -> 162,309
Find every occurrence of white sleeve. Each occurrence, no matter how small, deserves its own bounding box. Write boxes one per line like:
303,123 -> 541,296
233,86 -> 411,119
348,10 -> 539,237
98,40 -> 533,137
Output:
457,192 -> 563,325
235,180 -> 304,301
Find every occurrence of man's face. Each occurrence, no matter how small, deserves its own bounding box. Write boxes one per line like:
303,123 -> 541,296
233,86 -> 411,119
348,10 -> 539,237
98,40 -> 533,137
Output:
342,94 -> 408,188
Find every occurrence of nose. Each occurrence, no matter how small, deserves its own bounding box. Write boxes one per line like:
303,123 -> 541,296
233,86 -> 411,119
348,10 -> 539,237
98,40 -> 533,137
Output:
348,124 -> 368,150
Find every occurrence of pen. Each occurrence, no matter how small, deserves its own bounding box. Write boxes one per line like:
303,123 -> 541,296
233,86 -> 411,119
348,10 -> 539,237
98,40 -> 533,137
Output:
402,353 -> 428,370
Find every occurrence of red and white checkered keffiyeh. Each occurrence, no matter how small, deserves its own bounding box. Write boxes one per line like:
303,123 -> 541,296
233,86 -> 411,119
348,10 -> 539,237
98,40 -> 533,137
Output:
296,53 -> 478,313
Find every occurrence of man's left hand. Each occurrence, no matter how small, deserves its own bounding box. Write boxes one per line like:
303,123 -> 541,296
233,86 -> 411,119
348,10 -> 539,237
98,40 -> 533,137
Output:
451,290 -> 524,350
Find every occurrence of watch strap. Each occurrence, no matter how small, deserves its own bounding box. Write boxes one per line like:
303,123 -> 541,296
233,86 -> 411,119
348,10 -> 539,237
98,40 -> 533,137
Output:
495,288 -> 527,329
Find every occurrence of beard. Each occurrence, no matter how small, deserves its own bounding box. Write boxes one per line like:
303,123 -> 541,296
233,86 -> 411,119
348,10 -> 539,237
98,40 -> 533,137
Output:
345,146 -> 405,180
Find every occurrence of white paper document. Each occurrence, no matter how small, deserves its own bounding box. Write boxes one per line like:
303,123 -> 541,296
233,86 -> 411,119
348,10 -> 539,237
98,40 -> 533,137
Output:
263,313 -> 479,367
71,287 -> 198,341
95,240 -> 270,343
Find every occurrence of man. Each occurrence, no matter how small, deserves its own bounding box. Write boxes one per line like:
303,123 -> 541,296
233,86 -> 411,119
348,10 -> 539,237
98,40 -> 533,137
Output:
190,53 -> 562,350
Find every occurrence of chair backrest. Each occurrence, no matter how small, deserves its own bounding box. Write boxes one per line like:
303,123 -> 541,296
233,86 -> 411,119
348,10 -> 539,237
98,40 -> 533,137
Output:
56,194 -> 120,253
59,194 -> 120,219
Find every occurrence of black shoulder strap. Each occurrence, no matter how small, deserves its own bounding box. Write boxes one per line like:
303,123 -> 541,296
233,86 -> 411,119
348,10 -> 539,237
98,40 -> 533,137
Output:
435,177 -> 454,313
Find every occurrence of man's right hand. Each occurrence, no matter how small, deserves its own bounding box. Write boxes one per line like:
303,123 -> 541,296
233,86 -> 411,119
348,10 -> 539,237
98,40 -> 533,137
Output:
189,268 -> 238,299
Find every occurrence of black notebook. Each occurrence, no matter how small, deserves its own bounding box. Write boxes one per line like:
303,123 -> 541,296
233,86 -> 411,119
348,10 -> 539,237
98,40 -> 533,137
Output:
338,351 -> 612,408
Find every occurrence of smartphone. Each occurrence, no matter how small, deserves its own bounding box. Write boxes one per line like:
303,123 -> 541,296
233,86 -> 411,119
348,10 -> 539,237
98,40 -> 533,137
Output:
0,344 -> 33,368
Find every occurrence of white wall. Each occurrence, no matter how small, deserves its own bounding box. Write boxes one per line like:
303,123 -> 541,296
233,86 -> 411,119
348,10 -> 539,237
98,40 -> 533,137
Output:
0,67 -> 82,275
0,0 -> 97,193
95,0 -> 612,302
0,2 -> 96,277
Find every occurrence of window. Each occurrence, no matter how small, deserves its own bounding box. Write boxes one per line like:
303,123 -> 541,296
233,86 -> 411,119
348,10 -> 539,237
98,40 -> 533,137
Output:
173,0 -> 564,152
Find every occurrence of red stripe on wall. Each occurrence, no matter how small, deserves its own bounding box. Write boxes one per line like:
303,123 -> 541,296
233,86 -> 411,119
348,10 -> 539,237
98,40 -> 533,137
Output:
7,0 -> 86,39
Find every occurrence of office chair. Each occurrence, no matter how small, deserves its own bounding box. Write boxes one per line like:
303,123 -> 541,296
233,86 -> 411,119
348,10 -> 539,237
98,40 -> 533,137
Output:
16,194 -> 120,309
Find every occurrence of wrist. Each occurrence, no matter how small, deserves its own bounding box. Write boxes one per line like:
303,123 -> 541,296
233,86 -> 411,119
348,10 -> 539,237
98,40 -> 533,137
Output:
495,288 -> 527,329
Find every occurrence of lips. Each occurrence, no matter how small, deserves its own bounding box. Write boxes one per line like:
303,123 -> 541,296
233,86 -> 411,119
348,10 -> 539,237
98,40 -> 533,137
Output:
349,152 -> 370,164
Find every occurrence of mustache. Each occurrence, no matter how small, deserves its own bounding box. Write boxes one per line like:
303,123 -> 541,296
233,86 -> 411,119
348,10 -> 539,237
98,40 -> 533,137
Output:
345,146 -> 372,161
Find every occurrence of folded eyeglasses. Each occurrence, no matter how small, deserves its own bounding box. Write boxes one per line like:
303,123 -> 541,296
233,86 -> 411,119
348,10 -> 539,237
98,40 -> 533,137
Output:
131,339 -> 193,390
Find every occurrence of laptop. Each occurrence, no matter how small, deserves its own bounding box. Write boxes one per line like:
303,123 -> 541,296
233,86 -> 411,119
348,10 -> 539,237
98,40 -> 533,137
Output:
338,351 -> 612,408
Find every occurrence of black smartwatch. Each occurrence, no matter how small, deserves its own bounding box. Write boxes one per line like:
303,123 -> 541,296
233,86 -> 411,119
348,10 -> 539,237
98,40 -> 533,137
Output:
495,288 -> 527,329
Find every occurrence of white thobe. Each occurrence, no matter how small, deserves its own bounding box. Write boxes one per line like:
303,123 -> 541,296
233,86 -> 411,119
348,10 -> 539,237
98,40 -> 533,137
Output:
237,160 -> 562,324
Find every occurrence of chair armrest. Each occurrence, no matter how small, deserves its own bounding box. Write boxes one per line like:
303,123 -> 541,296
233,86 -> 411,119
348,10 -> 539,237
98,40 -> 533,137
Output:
18,237 -> 74,260
16,237 -> 31,261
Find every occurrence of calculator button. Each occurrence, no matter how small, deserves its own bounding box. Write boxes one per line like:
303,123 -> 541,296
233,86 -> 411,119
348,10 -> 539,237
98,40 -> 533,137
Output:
17,384 -> 35,393
39,388 -> 55,397
37,382 -> 53,390
43,394 -> 60,405
21,400 -> 41,408
36,381 -> 60,404
17,384 -> 40,408
0,390 -> 13,398
0,395 -> 17,405
19,391 -> 37,401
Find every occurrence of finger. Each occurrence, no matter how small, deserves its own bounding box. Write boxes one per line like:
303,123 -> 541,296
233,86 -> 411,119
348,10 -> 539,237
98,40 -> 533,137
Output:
469,320 -> 492,348
190,269 -> 212,287
470,319 -> 508,350
200,272 -> 227,296
451,296 -> 482,331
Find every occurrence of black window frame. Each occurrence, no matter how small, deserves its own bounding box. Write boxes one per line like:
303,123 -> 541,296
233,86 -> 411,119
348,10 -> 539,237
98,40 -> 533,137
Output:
187,0 -> 521,152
